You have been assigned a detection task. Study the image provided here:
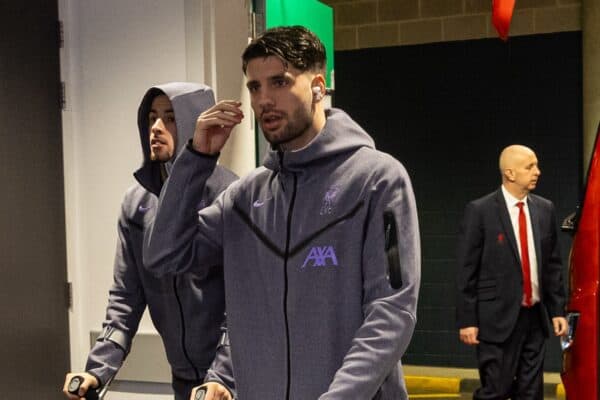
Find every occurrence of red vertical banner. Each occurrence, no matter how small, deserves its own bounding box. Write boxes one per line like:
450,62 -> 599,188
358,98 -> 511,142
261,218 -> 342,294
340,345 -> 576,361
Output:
492,0 -> 516,41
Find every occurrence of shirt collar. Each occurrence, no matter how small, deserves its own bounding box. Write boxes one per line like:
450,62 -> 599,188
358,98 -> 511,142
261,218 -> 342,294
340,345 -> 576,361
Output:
501,185 -> 528,208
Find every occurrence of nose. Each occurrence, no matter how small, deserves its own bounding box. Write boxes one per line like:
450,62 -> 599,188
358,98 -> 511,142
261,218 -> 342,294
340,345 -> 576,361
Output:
255,88 -> 274,112
151,118 -> 164,135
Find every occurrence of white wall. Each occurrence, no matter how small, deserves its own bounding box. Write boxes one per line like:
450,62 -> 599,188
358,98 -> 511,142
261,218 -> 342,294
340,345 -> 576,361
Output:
59,0 -> 252,398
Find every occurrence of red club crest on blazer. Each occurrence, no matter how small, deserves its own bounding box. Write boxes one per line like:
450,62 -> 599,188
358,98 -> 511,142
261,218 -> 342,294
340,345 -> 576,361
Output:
497,233 -> 505,244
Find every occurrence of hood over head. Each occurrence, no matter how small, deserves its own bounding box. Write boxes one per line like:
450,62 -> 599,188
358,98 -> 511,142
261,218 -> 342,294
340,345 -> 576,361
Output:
263,108 -> 375,173
134,82 -> 215,195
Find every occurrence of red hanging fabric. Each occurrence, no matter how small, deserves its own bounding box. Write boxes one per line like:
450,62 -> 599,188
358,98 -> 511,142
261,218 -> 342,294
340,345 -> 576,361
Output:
492,0 -> 516,41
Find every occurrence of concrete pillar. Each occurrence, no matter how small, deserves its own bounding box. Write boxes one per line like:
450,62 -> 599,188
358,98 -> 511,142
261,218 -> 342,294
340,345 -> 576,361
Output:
583,0 -> 600,175
196,0 -> 256,177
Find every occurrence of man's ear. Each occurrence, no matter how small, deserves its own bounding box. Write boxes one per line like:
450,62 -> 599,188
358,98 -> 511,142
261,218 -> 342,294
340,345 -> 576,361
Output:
505,168 -> 515,181
310,75 -> 326,101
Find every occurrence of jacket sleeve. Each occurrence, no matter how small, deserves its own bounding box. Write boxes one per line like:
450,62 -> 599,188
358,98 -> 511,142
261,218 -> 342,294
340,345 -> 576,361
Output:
320,159 -> 420,399
204,324 -> 236,398
85,198 -> 147,386
455,201 -> 483,329
541,202 -> 566,318
143,145 -> 228,278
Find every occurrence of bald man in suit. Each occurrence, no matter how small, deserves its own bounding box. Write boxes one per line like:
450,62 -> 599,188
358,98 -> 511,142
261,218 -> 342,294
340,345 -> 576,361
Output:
456,145 -> 568,399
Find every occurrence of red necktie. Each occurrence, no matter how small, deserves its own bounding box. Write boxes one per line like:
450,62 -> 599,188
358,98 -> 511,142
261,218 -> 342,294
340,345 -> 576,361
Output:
517,202 -> 533,306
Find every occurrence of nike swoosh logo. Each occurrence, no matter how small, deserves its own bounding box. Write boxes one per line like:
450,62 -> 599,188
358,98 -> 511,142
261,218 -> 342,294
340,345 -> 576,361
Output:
253,200 -> 265,208
138,205 -> 152,212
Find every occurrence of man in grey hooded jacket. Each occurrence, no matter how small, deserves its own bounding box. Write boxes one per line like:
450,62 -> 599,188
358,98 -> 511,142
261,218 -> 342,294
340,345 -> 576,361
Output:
144,27 -> 421,400
63,82 -> 237,400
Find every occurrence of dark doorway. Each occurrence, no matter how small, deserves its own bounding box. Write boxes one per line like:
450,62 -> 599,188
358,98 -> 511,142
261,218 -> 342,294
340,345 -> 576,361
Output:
0,1 -> 70,397
335,32 -> 581,371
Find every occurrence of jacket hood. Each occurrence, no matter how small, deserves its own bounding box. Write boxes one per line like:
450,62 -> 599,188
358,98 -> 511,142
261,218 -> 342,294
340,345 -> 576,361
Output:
134,82 -> 215,195
262,108 -> 375,173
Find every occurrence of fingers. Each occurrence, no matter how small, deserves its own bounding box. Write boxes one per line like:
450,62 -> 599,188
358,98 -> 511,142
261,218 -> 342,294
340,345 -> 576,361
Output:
193,100 -> 244,154
459,327 -> 480,346
190,386 -> 204,400
62,372 -> 98,400
63,373 -> 84,400
460,334 -> 478,345
62,373 -> 78,399
553,318 -> 562,336
193,382 -> 232,400
553,317 -> 568,336
198,101 -> 244,130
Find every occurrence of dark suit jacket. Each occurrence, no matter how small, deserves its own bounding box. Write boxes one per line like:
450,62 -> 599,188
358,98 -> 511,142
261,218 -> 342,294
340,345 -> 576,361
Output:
456,189 -> 566,343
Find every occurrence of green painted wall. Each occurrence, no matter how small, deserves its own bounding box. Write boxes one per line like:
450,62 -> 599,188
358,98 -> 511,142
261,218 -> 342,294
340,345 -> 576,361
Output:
266,0 -> 334,89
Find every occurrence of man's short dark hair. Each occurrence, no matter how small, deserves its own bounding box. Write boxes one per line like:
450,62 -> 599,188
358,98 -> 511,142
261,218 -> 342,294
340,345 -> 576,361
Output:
242,25 -> 326,75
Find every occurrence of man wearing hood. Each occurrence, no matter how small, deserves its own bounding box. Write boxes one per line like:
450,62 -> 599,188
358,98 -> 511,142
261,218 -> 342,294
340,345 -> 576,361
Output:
144,27 -> 421,400
63,82 -> 237,400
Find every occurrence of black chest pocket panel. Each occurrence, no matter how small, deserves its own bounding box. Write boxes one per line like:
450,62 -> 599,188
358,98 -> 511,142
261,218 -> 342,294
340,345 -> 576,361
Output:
384,210 -> 403,289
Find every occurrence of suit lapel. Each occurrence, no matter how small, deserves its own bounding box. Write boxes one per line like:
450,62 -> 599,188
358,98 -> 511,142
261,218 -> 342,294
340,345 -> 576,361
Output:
528,195 -> 543,276
494,190 -> 521,264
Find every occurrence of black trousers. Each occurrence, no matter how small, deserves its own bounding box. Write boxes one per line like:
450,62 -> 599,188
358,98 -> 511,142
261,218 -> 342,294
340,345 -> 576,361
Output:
474,304 -> 546,400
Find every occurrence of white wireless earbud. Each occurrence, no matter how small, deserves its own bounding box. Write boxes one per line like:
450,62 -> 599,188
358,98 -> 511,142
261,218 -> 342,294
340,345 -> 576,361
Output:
312,86 -> 323,100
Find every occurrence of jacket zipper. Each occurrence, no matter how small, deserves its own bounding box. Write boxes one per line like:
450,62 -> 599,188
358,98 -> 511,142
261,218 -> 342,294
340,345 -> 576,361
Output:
173,275 -> 201,382
283,172 -> 297,400
383,211 -> 403,289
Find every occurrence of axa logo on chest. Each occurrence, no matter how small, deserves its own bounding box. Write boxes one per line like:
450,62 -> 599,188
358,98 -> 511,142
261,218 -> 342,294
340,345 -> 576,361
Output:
301,246 -> 339,268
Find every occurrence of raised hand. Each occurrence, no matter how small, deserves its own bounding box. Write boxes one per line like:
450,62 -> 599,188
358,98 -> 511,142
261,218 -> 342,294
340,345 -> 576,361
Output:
192,100 -> 244,155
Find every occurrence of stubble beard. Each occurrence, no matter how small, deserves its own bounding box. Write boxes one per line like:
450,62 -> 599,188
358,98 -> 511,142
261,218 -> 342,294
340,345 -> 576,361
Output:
264,104 -> 314,151
150,149 -> 172,163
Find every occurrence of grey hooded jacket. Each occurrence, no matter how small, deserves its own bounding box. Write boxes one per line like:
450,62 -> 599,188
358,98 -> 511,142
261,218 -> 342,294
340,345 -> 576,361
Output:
85,82 -> 237,396
144,108 -> 421,400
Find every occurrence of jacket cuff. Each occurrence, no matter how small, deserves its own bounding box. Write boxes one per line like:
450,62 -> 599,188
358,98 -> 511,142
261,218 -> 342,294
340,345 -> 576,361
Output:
186,139 -> 221,159
85,370 -> 104,388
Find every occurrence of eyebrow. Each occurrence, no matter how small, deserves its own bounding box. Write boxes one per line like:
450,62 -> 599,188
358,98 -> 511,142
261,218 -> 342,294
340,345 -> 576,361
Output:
272,71 -> 294,84
246,72 -> 291,89
149,108 -> 175,114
